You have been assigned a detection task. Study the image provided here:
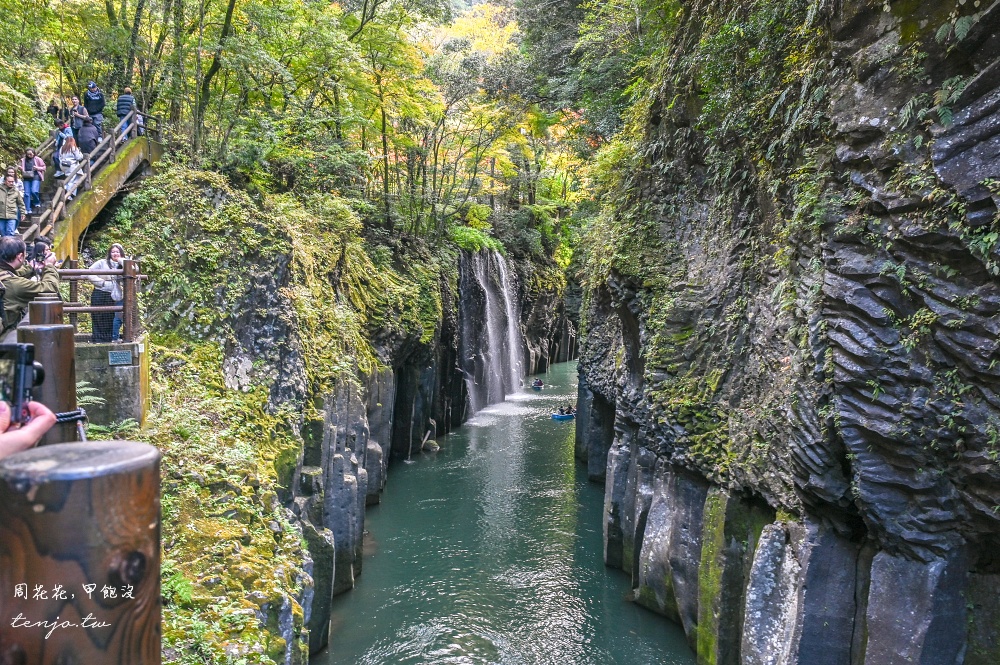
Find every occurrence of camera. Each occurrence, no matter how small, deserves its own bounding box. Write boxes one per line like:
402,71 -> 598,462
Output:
0,344 -> 45,423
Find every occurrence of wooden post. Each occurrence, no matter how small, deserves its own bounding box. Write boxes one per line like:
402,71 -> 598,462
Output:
122,260 -> 138,343
68,259 -> 79,331
0,440 -> 161,664
84,160 -> 92,191
18,300 -> 79,446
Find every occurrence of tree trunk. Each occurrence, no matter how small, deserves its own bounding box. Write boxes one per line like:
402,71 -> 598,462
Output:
193,0 -> 238,154
123,0 -> 148,88
381,104 -> 390,227
169,0 -> 185,125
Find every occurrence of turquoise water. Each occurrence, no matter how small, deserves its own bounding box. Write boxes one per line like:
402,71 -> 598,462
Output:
316,361 -> 695,665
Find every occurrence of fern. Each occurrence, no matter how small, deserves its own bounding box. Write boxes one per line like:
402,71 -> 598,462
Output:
954,15 -> 976,42
76,381 -> 106,407
87,418 -> 140,439
938,106 -> 954,127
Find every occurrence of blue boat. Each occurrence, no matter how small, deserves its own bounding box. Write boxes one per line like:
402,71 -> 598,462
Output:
531,380 -> 544,391
532,385 -> 543,391
551,413 -> 575,421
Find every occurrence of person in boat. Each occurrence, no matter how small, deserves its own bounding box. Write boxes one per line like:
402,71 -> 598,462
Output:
557,407 -> 565,415
532,379 -> 543,388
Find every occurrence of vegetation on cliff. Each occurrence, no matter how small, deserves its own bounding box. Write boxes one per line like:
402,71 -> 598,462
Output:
80,162 -> 492,661
568,0 -> 1000,570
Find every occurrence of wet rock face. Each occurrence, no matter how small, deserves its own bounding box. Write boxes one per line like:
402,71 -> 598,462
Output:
284,252 -> 574,654
579,1 -> 1000,663
455,248 -> 577,417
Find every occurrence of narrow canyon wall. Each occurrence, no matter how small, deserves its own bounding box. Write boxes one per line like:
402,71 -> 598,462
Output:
578,1 -> 1000,663
289,248 -> 574,654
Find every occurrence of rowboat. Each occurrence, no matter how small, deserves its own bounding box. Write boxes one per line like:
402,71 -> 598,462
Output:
551,413 -> 575,421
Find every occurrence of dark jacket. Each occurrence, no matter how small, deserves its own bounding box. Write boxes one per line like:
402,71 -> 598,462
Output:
78,124 -> 100,154
116,94 -> 136,117
0,261 -> 60,333
84,89 -> 105,116
70,104 -> 88,129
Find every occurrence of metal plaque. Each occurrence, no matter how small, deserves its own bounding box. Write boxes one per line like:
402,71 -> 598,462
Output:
108,350 -> 134,366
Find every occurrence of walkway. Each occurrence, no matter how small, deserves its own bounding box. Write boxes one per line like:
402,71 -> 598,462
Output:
21,110 -> 163,259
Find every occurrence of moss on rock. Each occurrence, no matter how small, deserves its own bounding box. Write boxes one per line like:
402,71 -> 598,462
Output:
85,164 -> 454,664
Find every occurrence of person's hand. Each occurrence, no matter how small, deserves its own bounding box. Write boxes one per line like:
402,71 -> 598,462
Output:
44,252 -> 58,267
0,401 -> 56,461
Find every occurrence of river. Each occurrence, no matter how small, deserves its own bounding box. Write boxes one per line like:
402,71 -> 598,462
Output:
315,361 -> 695,665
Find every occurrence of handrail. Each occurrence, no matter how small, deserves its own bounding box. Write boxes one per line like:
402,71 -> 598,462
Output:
23,107 -> 149,246
58,259 -> 143,343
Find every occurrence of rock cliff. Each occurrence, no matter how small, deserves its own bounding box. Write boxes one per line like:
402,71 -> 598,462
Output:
98,168 -> 577,661
577,1 -> 1000,663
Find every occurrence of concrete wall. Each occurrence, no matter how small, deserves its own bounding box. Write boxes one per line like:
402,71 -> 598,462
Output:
75,333 -> 149,426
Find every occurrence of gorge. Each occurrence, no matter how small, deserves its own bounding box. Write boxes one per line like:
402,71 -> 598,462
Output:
0,0 -> 997,663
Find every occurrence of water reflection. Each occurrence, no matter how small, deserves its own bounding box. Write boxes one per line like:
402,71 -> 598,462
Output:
318,362 -> 695,665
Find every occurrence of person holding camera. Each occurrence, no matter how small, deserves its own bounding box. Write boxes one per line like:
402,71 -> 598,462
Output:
0,237 -> 60,338
0,400 -> 56,461
68,95 -> 89,142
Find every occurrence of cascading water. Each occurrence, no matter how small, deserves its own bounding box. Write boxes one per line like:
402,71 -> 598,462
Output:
458,250 -> 525,412
495,255 -> 524,392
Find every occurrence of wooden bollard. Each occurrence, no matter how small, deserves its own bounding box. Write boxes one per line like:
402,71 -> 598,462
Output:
0,441 -> 161,664
19,298 -> 78,446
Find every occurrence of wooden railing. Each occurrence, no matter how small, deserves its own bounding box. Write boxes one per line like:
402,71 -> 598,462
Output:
22,109 -> 161,245
55,258 -> 145,343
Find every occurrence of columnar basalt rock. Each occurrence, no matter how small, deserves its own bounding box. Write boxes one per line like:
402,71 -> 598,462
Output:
574,376 -> 616,481
285,250 -> 575,654
634,464 -> 709,644
578,0 -> 1000,662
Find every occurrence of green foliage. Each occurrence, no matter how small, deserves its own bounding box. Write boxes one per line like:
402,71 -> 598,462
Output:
76,381 -> 107,408
0,57 -> 48,161
85,164 -> 465,662
449,224 -> 505,253
161,559 -> 195,609
465,203 -> 493,230
87,418 -> 140,440
138,336 -> 307,665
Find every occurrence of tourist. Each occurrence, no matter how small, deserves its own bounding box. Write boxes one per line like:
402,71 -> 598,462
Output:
53,122 -> 73,175
0,400 -> 56,461
58,137 -> 84,200
0,175 -> 24,237
18,149 -> 45,215
28,237 -> 53,275
0,236 -> 60,335
84,81 -> 106,135
5,168 -> 24,225
46,99 -> 59,122
116,86 -> 136,134
78,116 -> 100,155
69,95 -> 88,141
87,243 -> 125,343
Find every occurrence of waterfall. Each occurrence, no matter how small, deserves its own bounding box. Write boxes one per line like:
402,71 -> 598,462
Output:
495,256 -> 524,392
458,250 -> 525,412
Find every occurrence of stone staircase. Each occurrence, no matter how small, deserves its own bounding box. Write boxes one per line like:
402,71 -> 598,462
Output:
22,110 -> 163,258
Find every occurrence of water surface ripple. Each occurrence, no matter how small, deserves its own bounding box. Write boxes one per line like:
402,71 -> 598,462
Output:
317,361 -> 695,665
